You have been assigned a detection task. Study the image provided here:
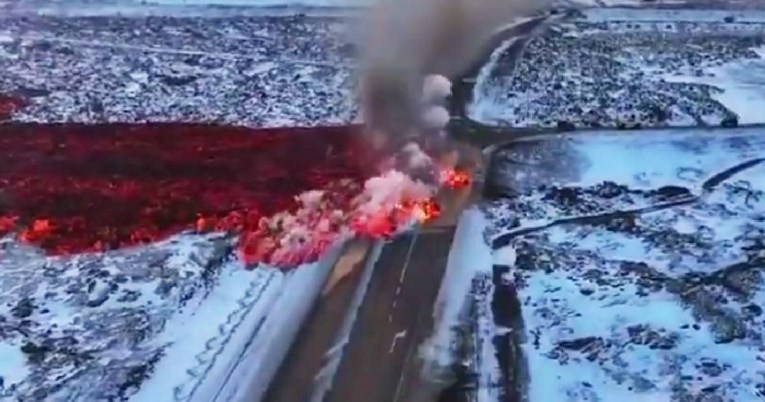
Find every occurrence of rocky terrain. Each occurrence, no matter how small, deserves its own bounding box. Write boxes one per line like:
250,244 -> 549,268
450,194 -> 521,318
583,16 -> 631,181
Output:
469,8 -> 765,129
0,13 -> 357,126
0,233 -> 239,400
480,128 -> 765,400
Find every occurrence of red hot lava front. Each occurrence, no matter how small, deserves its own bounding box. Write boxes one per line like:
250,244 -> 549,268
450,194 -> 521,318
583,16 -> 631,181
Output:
0,123 -> 469,269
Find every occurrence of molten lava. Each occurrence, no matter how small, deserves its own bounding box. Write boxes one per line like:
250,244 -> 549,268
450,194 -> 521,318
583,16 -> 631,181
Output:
0,123 -> 368,258
0,123 -> 468,269
440,168 -> 471,189
0,95 -> 28,120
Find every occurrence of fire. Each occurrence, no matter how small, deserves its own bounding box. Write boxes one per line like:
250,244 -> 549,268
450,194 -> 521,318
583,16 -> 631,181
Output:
234,164 -> 458,267
440,168 -> 471,189
401,199 -> 441,223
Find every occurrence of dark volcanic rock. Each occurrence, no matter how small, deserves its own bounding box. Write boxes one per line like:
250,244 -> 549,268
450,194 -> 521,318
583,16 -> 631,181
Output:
556,120 -> 576,132
485,129 -> 765,400
720,116 -> 739,128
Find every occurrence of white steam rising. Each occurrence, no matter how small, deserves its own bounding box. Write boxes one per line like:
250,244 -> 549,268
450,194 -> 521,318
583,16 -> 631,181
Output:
422,74 -> 453,104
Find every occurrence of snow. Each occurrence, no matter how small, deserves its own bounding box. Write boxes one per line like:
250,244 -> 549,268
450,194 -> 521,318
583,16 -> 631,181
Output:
0,6 -> 366,402
422,207 -> 493,371
557,0 -> 680,7
467,8 -> 765,129
130,262 -> 281,402
210,242 -> 345,402
570,128 -> 765,189
0,342 -> 29,390
660,48 -> 765,124
0,230 -> 352,401
518,226 -> 764,401
521,270 -> 687,402
486,127 -> 765,401
583,7 -> 765,23
466,37 -> 520,125
3,0 -> 368,17
142,0 -> 367,6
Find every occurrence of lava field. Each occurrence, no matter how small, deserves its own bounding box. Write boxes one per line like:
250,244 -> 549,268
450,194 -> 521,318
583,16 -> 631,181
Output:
0,122 -> 370,257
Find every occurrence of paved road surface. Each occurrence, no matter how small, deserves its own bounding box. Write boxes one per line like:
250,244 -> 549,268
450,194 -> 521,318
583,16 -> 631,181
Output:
263,184 -> 474,402
452,14 -> 549,118
263,240 -> 376,402
324,227 -> 457,402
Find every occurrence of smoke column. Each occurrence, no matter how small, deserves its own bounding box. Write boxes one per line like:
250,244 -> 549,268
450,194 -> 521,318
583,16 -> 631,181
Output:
355,0 -> 549,148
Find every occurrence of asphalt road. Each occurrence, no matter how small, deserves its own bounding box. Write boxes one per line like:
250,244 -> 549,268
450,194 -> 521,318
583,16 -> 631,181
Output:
263,184 -> 473,402
324,227 -> 456,402
263,240 -> 376,402
451,14 -> 549,118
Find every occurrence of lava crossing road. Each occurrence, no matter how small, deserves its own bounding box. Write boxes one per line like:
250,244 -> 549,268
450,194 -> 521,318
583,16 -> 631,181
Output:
324,227 -> 456,402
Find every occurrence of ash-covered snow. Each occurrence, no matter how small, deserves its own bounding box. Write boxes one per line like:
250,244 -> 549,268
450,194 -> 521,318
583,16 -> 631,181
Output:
469,7 -> 765,129
484,128 -> 765,401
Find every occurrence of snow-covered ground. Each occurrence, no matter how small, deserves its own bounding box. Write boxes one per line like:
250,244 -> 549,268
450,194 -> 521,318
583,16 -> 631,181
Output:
469,8 -> 765,128
0,14 -> 357,126
0,11 -> 360,402
476,127 -> 765,401
0,233 -> 345,401
143,0 -> 367,6
427,127 -> 765,401
661,53 -> 765,125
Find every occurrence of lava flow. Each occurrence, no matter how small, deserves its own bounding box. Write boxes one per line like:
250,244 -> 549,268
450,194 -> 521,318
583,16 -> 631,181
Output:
0,95 -> 28,120
0,122 -> 469,269
0,123 -> 368,256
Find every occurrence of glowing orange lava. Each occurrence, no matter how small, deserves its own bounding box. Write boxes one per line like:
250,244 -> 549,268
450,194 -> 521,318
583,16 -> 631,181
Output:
441,168 -> 471,189
0,122 -> 464,269
0,123 -> 369,262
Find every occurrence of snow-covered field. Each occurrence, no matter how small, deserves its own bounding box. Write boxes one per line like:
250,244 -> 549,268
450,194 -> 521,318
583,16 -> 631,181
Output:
0,11 -> 359,402
0,14 -> 356,126
0,234 -> 345,401
432,127 -> 765,401
469,8 -> 765,128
